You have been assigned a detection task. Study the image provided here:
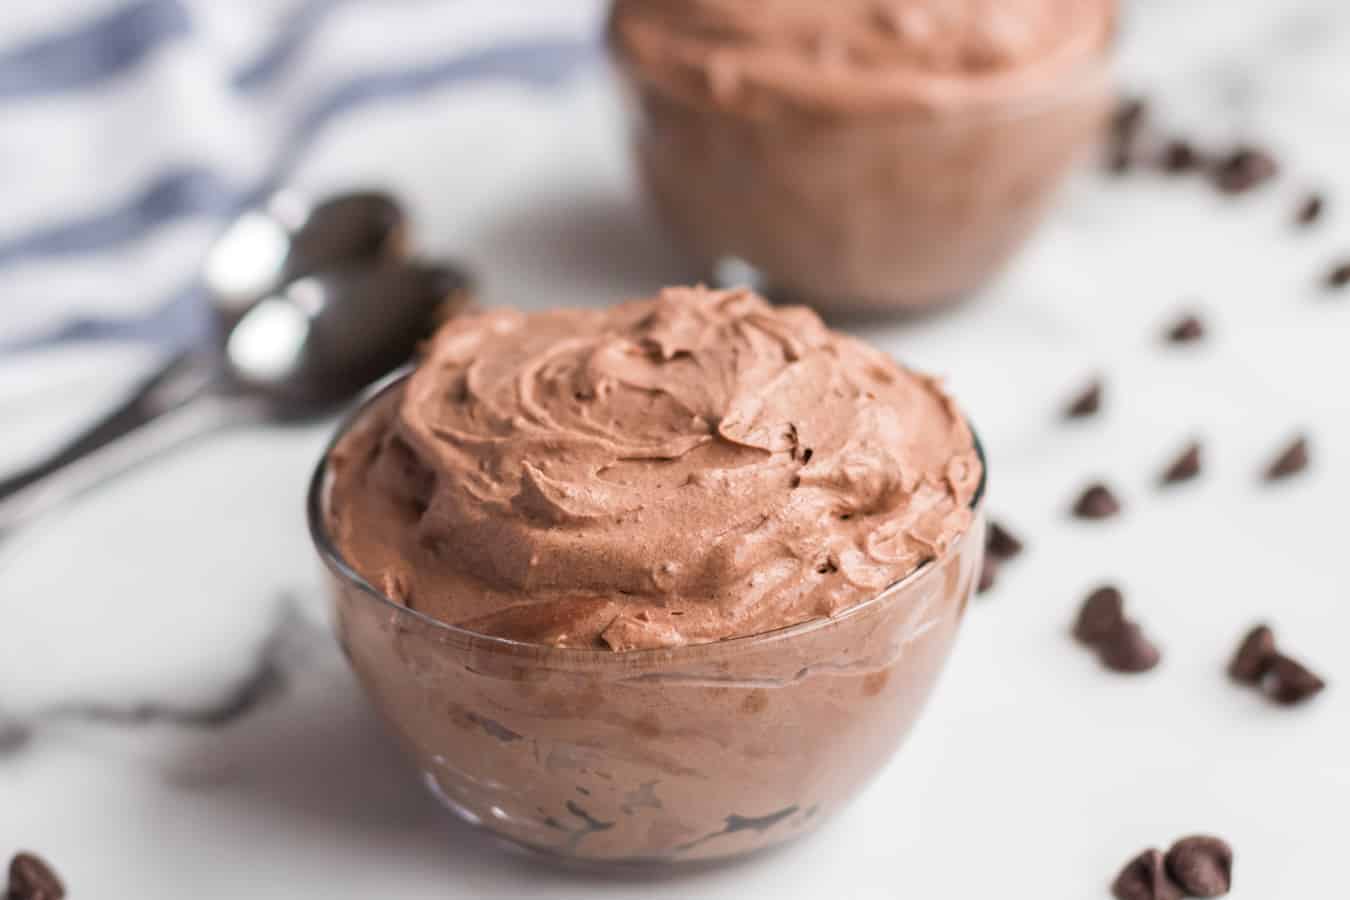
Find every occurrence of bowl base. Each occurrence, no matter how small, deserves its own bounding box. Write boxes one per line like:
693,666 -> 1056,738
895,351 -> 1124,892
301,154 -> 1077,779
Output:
422,768 -> 819,874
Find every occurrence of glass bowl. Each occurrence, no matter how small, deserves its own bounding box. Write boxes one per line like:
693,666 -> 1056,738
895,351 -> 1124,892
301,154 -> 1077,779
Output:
308,371 -> 988,865
608,7 -> 1116,316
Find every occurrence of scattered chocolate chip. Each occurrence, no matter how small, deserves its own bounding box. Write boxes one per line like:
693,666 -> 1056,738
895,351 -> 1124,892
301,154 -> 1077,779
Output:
1165,836 -> 1233,897
1074,585 -> 1126,645
1212,146 -> 1279,194
1105,98 -> 1149,175
1107,145 -> 1134,175
1064,378 -> 1103,420
7,852 -> 65,900
986,521 -> 1024,561
1263,435 -> 1309,481
977,555 -> 998,595
1325,260 -> 1350,290
1228,624 -> 1277,685
1229,625 -> 1327,705
1295,192 -> 1325,227
1165,314 -> 1205,344
1072,482 -> 1122,520
1113,848 -> 1184,900
1099,621 -> 1162,673
1161,140 -> 1203,174
1263,653 -> 1326,705
1112,97 -> 1149,144
1160,441 -> 1203,486
1114,98 -> 1147,131
976,521 -> 1026,596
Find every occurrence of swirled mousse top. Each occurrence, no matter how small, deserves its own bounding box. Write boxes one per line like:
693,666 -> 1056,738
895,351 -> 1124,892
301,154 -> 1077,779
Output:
327,286 -> 981,651
609,0 -> 1116,116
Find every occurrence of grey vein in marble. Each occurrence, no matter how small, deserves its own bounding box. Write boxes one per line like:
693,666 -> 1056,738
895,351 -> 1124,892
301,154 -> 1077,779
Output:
0,593 -> 310,755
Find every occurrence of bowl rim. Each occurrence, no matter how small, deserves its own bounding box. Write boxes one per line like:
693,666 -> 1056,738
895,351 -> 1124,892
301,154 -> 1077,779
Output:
307,366 -> 988,663
604,1 -> 1120,126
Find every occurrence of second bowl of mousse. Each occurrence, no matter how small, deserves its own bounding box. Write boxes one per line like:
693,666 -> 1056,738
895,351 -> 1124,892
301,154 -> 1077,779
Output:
311,286 -> 985,864
609,0 -> 1117,315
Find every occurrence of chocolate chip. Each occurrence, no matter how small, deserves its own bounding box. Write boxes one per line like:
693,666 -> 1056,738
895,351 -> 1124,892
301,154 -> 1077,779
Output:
1295,192 -> 1325,227
1228,624 -> 1277,685
1165,314 -> 1205,344
1160,441 -> 1203,486
986,521 -> 1024,561
1074,585 -> 1126,645
1263,435 -> 1309,481
1165,835 -> 1233,897
1113,848 -> 1184,900
1263,653 -> 1326,705
975,523 -> 1021,594
1112,97 -> 1149,144
1107,145 -> 1134,175
1072,482 -> 1122,520
1064,378 -> 1103,419
1212,146 -> 1279,194
977,555 -> 998,594
1325,260 -> 1350,290
1099,621 -> 1162,673
1106,98 -> 1148,175
7,852 -> 65,900
1161,140 -> 1203,174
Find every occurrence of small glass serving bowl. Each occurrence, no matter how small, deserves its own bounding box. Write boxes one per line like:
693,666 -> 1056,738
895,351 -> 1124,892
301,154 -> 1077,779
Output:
608,13 -> 1116,317
308,372 -> 988,865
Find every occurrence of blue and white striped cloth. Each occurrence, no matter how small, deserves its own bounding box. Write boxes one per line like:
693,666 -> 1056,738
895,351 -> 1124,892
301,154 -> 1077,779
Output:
0,0 -> 601,354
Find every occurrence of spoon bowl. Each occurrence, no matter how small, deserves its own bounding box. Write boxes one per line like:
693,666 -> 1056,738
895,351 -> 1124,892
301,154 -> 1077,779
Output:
204,189 -> 408,328
225,261 -> 472,416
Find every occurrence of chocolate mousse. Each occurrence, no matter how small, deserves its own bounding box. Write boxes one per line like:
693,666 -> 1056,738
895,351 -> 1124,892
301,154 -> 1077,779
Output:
609,0 -> 1117,313
328,285 -> 980,649
317,286 -> 985,861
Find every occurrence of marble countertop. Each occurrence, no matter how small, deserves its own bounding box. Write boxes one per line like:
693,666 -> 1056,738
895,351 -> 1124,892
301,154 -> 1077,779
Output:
2,1 -> 1349,896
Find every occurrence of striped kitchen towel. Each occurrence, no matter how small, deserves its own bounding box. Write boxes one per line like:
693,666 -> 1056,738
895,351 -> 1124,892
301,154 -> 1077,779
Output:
0,0 -> 601,354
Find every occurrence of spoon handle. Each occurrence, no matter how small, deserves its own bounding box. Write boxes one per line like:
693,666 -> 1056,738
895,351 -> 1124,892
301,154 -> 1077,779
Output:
0,355 -> 249,540
0,351 -> 208,500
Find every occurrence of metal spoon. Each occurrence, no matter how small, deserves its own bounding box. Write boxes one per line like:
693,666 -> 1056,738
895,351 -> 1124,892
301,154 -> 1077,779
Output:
0,191 -> 407,500
205,189 -> 409,328
0,189 -> 409,509
224,261 -> 467,413
0,197 -> 469,539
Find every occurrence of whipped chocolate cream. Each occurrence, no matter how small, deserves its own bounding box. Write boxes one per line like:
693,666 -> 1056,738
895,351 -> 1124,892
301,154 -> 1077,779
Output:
611,0 -> 1116,116
328,286 -> 980,650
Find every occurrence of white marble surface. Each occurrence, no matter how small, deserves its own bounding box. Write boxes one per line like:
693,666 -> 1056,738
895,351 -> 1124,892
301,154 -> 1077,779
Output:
3,1 -> 1350,896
